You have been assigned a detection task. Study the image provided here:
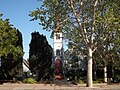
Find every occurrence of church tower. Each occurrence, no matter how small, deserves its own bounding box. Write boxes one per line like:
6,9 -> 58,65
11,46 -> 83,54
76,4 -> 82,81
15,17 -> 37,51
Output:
53,31 -> 64,79
53,32 -> 63,60
52,14 -> 64,79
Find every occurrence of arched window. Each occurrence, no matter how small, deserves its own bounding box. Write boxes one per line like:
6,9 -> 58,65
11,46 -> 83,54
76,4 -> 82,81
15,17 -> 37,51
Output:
56,49 -> 60,56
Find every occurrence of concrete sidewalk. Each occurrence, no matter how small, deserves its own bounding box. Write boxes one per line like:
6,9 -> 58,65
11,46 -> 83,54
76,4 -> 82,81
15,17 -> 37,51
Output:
0,83 -> 120,90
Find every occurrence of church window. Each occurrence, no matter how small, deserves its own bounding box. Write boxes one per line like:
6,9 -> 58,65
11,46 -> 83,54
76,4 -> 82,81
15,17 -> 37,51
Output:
56,34 -> 60,39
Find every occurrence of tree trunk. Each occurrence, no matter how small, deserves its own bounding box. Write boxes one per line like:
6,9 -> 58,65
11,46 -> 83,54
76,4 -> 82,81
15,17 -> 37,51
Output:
86,47 -> 93,87
93,60 -> 97,81
104,65 -> 107,83
112,65 -> 115,81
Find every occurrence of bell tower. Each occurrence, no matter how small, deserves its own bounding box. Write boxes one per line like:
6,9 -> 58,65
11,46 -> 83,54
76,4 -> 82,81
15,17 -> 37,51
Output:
53,32 -> 63,59
53,31 -> 64,79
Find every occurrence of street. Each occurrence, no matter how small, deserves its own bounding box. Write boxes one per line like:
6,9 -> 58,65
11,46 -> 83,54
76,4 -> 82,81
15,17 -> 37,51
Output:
0,83 -> 120,90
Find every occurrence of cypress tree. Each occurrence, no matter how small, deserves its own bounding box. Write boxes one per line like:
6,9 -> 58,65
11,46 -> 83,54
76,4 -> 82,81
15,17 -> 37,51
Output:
29,32 -> 52,81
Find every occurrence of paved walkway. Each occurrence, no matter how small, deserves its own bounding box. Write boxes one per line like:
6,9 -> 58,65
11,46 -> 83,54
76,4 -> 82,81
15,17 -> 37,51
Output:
0,83 -> 120,90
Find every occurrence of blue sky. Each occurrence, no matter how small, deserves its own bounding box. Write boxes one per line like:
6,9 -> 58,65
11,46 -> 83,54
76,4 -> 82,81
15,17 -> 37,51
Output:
0,0 -> 53,59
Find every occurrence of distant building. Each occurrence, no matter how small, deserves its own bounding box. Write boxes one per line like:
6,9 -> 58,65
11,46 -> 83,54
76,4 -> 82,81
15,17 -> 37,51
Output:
64,49 -> 87,70
23,59 -> 29,72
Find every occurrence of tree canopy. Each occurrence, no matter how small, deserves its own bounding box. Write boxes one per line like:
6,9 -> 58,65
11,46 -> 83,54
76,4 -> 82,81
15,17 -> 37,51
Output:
0,16 -> 24,59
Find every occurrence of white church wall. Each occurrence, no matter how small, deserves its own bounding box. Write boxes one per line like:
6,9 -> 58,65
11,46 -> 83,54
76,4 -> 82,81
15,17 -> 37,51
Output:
53,32 -> 63,58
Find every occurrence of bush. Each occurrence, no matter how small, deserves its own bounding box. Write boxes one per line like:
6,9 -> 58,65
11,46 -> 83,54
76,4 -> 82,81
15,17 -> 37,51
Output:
23,78 -> 37,84
78,80 -> 85,84
93,78 -> 103,84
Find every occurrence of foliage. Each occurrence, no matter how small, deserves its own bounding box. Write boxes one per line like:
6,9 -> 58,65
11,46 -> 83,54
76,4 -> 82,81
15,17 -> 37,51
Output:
78,79 -> 85,84
29,32 -> 53,81
29,0 -> 68,32
0,17 -> 24,59
23,78 -> 37,84
0,15 -> 24,80
92,0 -> 120,81
93,79 -> 103,84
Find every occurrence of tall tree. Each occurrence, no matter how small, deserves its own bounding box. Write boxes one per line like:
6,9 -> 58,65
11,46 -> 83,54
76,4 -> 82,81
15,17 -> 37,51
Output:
65,0 -> 120,83
29,0 -> 119,87
94,0 -> 119,82
29,32 -> 53,81
0,15 -> 24,80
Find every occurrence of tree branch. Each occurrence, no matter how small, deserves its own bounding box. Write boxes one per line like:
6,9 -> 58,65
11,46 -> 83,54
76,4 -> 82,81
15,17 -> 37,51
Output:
67,0 -> 89,46
90,0 -> 98,48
